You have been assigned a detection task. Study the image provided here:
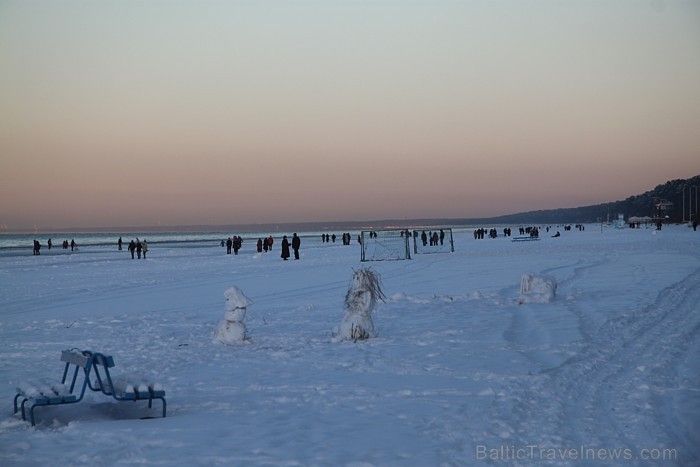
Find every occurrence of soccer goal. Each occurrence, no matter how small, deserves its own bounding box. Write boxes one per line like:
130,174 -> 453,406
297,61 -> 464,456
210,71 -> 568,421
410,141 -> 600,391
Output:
360,229 -> 412,262
412,228 -> 454,255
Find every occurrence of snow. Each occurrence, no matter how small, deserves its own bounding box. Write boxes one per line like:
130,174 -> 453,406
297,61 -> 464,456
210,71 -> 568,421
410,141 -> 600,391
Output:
1,225 -> 699,466
518,273 -> 557,304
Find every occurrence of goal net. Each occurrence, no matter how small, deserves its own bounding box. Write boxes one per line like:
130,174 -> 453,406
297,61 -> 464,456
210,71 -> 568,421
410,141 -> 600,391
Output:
360,230 -> 412,262
412,228 -> 454,255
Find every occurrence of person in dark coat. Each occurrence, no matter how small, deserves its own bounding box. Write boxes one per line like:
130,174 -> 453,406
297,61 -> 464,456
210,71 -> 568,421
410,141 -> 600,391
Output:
257,238 -> 263,253
292,233 -> 301,260
128,240 -> 136,259
281,235 -> 290,260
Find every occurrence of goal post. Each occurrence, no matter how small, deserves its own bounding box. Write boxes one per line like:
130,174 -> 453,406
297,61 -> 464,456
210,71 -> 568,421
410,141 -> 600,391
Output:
360,229 -> 412,262
412,228 -> 454,255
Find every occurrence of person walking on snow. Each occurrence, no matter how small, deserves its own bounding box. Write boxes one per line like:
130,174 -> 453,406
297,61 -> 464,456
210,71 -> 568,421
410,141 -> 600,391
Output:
292,233 -> 301,260
281,236 -> 290,260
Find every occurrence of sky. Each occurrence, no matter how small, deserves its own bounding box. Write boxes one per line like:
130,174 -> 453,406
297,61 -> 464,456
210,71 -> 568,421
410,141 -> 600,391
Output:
1,0 -> 699,230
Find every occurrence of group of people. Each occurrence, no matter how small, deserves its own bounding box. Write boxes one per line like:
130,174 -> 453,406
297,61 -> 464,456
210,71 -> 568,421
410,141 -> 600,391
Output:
320,233 -> 337,243
32,238 -> 75,254
125,238 -> 147,259
255,236 -> 275,253
517,226 -> 540,238
340,233 -> 353,245
419,230 -> 446,246
472,228 -> 511,239
225,236 -> 243,255
280,233 -> 301,260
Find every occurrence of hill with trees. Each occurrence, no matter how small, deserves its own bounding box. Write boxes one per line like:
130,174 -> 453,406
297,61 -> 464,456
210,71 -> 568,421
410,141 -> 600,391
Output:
462,175 -> 700,226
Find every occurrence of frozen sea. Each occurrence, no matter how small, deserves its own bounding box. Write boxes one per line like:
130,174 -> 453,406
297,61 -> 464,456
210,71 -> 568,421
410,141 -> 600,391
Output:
1,224 -> 698,466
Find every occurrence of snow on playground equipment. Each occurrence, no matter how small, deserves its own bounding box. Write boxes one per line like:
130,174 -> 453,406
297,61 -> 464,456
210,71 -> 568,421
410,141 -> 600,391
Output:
215,286 -> 253,344
334,268 -> 386,342
14,349 -> 166,426
518,273 -> 557,304
14,349 -> 93,426
90,352 -> 167,419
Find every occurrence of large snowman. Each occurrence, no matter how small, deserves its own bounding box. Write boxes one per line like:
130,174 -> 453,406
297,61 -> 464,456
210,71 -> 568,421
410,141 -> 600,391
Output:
214,286 -> 253,344
334,268 -> 386,342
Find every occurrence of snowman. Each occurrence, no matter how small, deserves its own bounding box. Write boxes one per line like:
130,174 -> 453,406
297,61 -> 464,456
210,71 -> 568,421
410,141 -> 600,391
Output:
214,286 -> 253,344
334,268 -> 386,342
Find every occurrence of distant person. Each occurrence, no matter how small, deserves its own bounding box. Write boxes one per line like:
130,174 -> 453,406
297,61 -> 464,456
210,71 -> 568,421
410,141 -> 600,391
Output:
226,237 -> 232,254
128,240 -> 136,259
263,237 -> 269,252
267,235 -> 274,251
118,237 -> 123,251
70,239 -> 76,251
47,238 -> 52,250
552,231 -> 561,238
136,239 -> 142,259
281,235 -> 290,260
33,240 -> 40,255
693,220 -> 697,231
292,233 -> 301,260
257,238 -> 263,253
142,240 -> 148,259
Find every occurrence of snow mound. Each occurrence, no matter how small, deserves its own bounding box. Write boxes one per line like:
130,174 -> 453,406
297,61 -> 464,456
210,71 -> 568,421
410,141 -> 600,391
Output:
518,273 -> 557,304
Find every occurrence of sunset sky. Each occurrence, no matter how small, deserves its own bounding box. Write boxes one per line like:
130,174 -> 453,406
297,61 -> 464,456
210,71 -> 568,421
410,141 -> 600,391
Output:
1,0 -> 699,230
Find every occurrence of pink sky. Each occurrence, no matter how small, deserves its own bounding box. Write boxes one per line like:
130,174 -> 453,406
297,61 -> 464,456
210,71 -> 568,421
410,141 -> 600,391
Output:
1,1 -> 699,230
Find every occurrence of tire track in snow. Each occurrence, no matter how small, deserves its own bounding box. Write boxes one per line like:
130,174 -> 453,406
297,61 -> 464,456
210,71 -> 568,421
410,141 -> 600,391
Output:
511,267 -> 700,465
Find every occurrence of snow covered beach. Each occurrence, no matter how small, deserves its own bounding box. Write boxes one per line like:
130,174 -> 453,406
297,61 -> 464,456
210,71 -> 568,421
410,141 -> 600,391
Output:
1,225 -> 698,466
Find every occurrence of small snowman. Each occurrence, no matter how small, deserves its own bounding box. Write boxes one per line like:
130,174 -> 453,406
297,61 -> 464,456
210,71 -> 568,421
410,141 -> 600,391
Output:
518,273 -> 557,304
214,286 -> 253,344
334,268 -> 386,342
